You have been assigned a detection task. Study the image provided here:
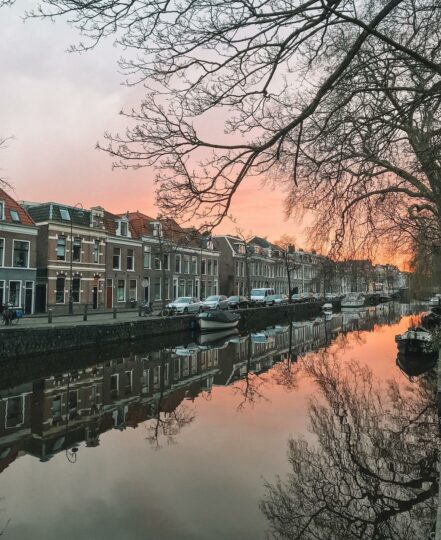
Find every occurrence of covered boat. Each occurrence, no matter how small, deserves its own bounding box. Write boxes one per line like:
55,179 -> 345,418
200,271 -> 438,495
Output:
341,293 -> 365,308
395,326 -> 436,356
197,310 -> 241,332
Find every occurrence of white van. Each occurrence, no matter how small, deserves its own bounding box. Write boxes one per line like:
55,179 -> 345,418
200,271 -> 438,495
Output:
250,288 -> 275,304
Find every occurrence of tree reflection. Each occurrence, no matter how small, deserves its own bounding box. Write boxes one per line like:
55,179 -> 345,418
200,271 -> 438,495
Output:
146,404 -> 196,449
261,355 -> 438,539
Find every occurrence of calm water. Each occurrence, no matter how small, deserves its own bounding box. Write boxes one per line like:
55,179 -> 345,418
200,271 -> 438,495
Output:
0,302 -> 437,540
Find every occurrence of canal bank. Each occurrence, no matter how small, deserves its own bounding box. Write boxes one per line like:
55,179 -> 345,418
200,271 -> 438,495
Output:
0,301 -> 325,360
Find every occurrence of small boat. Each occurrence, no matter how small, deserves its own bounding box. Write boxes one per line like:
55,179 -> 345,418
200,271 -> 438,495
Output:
322,303 -> 333,312
396,353 -> 437,378
379,293 -> 392,302
341,293 -> 365,308
395,326 -> 436,355
197,310 -> 240,332
196,329 -> 239,348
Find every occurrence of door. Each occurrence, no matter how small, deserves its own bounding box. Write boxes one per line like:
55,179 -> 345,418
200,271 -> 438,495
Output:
24,281 -> 33,314
35,284 -> 46,313
92,287 -> 98,309
106,279 -> 113,308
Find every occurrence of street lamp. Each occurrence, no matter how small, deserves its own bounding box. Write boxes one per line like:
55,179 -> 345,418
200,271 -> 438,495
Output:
69,203 -> 84,315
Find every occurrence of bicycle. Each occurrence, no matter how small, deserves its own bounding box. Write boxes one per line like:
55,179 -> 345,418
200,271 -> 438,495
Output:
139,301 -> 153,317
1,304 -> 23,326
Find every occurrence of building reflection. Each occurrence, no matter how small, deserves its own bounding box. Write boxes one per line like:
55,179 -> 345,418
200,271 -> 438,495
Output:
0,302 -> 420,471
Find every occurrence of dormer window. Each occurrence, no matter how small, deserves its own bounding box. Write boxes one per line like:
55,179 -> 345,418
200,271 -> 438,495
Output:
152,222 -> 163,237
0,201 -> 4,220
117,220 -> 129,237
235,243 -> 246,254
10,210 -> 20,222
60,208 -> 71,221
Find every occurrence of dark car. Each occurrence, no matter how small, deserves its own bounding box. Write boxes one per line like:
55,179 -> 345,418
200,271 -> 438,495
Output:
227,295 -> 249,309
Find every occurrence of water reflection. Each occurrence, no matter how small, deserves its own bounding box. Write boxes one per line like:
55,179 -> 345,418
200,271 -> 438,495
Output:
0,301 -> 434,539
0,302 -> 420,468
261,352 -> 437,539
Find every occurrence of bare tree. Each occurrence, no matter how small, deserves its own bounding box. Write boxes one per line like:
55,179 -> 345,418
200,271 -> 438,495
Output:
5,0 -> 438,262
261,354 -> 438,539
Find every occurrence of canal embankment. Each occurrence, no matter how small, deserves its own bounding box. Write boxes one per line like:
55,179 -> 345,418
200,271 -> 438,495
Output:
0,301 -> 328,360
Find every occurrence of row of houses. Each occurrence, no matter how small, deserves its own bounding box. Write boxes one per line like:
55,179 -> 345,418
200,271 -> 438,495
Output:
0,189 -> 407,313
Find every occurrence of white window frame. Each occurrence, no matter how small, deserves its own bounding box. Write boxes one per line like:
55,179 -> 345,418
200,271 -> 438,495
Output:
127,248 -> 135,271
143,246 -> 151,269
5,395 -> 25,429
0,201 -> 4,220
175,254 -> 181,273
116,279 -> 126,302
8,280 -> 22,307
12,239 -> 30,269
113,247 -> 121,270
129,278 -> 137,300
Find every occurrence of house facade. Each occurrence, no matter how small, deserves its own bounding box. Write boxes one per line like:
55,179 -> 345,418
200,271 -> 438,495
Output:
214,235 -> 324,296
0,189 -> 38,313
23,202 -> 107,312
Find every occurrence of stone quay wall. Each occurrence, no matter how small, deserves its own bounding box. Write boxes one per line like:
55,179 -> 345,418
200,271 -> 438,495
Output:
0,301 -> 328,360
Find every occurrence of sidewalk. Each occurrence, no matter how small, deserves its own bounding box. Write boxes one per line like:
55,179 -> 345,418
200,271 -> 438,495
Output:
0,309 -> 163,329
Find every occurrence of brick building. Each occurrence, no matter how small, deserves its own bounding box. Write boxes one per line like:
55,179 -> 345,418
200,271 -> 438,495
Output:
0,189 -> 38,313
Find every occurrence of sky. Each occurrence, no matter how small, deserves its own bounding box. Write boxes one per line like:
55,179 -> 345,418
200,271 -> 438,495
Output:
0,2 -> 307,245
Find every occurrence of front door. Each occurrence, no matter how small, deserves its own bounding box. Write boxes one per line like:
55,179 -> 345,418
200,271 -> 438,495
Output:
92,287 -> 98,309
24,281 -> 33,314
106,279 -> 113,308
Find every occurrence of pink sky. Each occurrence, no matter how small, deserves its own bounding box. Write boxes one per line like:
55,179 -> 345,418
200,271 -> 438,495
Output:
0,4 -> 308,247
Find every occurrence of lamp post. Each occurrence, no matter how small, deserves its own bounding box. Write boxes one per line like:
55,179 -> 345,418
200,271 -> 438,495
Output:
69,203 -> 84,315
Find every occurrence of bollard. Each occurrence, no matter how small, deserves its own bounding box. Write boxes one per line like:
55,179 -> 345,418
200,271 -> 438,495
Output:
138,306 -> 142,317
83,304 -> 88,322
113,307 -> 117,319
48,309 -> 53,324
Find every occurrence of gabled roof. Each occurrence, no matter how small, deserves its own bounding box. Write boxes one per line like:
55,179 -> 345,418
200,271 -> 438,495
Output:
103,210 -> 138,238
127,212 -> 200,247
0,188 -> 35,227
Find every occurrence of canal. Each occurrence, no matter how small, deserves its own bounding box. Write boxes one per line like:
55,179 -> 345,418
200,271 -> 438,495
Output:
0,302 -> 437,539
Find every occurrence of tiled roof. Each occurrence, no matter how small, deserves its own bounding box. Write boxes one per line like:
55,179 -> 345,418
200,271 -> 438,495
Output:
0,188 -> 36,226
127,212 -> 200,247
102,210 -> 138,239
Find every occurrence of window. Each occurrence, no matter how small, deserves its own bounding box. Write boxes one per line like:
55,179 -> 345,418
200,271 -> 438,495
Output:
142,369 -> 150,394
129,279 -> 137,300
52,395 -> 62,420
72,237 -> 81,262
0,201 -> 4,220
93,240 -> 100,263
154,254 -> 161,270
201,259 -> 206,275
10,209 -> 20,222
0,239 -> 3,266
127,249 -> 134,271
117,280 -> 125,302
8,281 -> 21,307
153,365 -> 161,390
119,221 -> 128,236
183,255 -> 190,273
56,276 -> 65,303
178,279 -> 185,297
175,254 -> 181,273
0,281 -> 4,306
164,364 -> 169,386
152,222 -> 162,237
56,237 -> 66,261
72,277 -> 80,303
125,371 -> 133,393
13,240 -> 29,268
191,256 -> 198,274
207,260 -> 212,275
110,374 -> 119,399
163,253 -> 170,270
213,260 -> 218,275
113,247 -> 121,269
153,279 -> 161,300
6,396 -> 23,428
68,390 -> 78,411
143,247 -> 151,269
60,208 -> 71,221
186,280 -> 193,296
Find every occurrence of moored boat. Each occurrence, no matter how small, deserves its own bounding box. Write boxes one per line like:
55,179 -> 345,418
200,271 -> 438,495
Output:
395,326 -> 436,355
341,293 -> 365,308
429,294 -> 441,307
197,310 -> 241,332
322,303 -> 333,312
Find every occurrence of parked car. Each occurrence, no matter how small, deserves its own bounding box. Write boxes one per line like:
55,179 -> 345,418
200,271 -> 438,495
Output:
311,292 -> 324,301
227,296 -> 250,309
265,294 -> 289,306
250,288 -> 275,304
324,293 -> 339,300
167,297 -> 202,313
291,293 -> 310,303
201,295 -> 229,310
